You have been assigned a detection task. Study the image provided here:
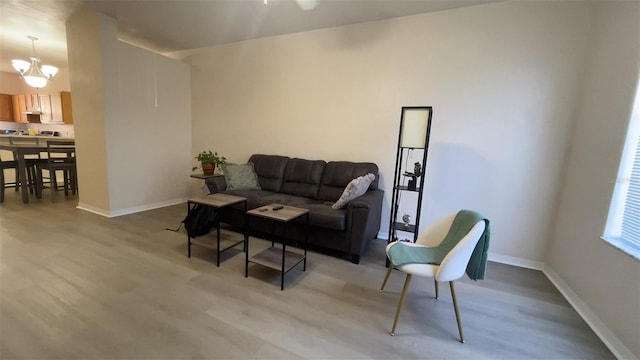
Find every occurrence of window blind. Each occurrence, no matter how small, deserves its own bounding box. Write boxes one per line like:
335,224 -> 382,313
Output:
621,135 -> 640,251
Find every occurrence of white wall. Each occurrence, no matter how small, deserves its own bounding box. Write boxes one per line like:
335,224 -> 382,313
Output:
547,2 -> 640,359
103,42 -> 192,214
185,1 -> 593,264
66,12 -> 192,216
0,71 -> 26,94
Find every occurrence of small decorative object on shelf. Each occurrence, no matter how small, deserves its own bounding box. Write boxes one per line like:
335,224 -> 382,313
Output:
402,214 -> 411,228
403,162 -> 422,190
193,150 -> 226,176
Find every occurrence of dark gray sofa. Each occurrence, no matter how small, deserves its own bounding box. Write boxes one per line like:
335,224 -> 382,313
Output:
207,154 -> 383,264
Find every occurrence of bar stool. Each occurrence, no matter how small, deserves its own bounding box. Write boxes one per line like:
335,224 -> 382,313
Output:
8,137 -> 42,194
0,153 -> 19,203
35,140 -> 77,202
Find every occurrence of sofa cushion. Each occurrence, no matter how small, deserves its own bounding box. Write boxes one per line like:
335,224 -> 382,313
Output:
301,201 -> 347,231
332,173 -> 376,209
280,158 -> 326,199
222,189 -> 277,209
248,154 -> 289,192
221,163 -> 261,190
259,193 -> 346,231
318,161 -> 379,201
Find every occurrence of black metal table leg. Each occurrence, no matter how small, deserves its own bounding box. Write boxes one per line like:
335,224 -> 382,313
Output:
271,221 -> 276,247
245,215 -> 250,278
187,201 -> 192,258
281,229 -> 286,291
216,221 -> 221,267
303,213 -> 308,271
243,201 -> 248,253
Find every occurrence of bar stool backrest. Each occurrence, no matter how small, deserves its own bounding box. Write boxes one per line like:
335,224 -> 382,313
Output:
46,140 -> 75,164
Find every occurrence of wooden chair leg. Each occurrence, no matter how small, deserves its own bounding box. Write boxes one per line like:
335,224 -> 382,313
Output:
34,167 -> 42,199
27,165 -> 35,194
434,279 -> 439,299
449,281 -> 464,343
71,168 -> 78,194
380,265 -> 393,292
0,168 -> 5,203
50,170 -> 57,202
390,274 -> 412,336
14,169 -> 19,192
63,170 -> 69,196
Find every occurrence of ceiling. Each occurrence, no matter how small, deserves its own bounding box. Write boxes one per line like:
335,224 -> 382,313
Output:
0,0 -> 495,73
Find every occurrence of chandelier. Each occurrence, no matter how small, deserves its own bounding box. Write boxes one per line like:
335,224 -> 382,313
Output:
11,36 -> 59,89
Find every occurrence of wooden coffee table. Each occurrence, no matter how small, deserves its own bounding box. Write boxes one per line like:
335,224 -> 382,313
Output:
187,193 -> 248,267
245,204 -> 309,290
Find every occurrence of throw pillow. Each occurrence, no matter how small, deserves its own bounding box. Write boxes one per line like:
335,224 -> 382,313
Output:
332,173 -> 375,209
222,163 -> 261,191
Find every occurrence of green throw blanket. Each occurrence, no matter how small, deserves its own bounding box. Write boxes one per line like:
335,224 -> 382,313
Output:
388,210 -> 490,280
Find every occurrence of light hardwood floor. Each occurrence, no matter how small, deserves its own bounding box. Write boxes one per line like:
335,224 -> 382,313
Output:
0,191 -> 614,359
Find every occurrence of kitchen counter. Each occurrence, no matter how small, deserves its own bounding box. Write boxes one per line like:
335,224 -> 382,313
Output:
0,134 -> 75,141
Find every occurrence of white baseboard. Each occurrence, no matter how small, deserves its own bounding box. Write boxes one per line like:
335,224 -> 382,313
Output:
543,265 -> 637,360
487,252 -> 544,271
77,197 -> 187,218
76,202 -> 111,217
109,198 -> 187,217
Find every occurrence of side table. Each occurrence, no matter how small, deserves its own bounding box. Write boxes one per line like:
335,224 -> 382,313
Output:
246,204 -> 309,290
190,173 -> 224,194
187,193 -> 248,267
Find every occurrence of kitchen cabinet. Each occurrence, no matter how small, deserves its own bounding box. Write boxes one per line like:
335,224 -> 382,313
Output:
24,94 -> 38,112
11,94 -> 30,122
11,94 -> 39,123
12,95 -> 23,122
11,92 -> 73,124
40,92 -> 73,124
60,91 -> 73,124
38,94 -> 53,123
51,93 -> 63,123
0,94 -> 13,121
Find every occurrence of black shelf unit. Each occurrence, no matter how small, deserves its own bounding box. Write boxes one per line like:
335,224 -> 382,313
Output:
387,106 -> 433,245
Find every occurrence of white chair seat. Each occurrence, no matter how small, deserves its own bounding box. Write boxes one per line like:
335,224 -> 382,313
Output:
385,242 -> 440,277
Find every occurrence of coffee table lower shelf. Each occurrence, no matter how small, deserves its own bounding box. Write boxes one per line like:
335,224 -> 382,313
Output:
191,236 -> 246,254
249,246 -> 305,274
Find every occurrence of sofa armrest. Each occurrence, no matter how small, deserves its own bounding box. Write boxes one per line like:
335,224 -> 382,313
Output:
205,175 -> 227,194
346,189 -> 384,261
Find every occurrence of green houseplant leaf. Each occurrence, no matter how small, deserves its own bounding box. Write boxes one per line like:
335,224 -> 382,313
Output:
192,150 -> 227,172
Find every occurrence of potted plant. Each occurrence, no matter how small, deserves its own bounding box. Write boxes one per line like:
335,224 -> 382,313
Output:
193,150 -> 226,176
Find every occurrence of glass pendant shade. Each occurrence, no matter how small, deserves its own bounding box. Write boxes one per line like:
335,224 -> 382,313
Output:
11,59 -> 31,73
40,65 -> 59,78
24,74 -> 48,88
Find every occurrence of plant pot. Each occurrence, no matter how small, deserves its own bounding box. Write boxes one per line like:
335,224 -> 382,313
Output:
202,162 -> 215,176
